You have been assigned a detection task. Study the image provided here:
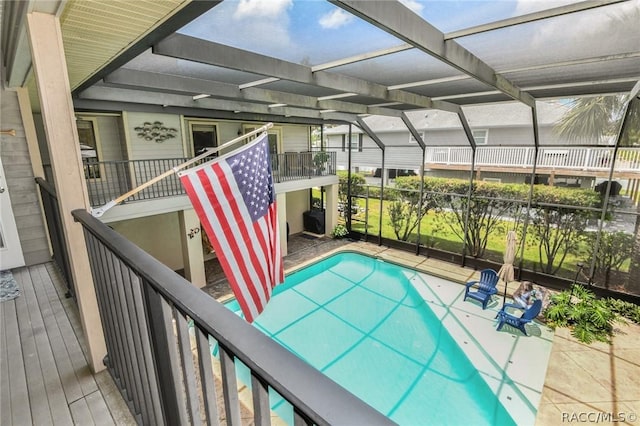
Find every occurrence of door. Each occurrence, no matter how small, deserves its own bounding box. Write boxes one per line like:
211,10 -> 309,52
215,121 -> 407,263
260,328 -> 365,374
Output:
188,121 -> 218,156
0,156 -> 25,269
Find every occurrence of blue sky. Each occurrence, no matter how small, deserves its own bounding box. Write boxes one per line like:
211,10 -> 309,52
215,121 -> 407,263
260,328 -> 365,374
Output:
179,0 -> 637,67
180,0 -> 533,64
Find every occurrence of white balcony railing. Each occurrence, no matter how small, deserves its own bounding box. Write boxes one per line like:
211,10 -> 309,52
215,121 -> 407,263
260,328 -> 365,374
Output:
425,147 -> 640,172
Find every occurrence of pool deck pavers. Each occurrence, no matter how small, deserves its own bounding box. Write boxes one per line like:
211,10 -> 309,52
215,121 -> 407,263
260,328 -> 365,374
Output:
322,241 -> 640,426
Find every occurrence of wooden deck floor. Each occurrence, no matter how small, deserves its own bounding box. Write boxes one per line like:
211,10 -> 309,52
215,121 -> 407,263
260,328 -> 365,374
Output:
1,263 -> 135,426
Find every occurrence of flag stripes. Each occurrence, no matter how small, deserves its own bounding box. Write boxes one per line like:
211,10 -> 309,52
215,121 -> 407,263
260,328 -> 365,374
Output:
179,133 -> 283,322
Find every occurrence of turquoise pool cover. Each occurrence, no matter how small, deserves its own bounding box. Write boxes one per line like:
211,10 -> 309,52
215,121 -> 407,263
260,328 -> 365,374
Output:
226,252 -> 515,425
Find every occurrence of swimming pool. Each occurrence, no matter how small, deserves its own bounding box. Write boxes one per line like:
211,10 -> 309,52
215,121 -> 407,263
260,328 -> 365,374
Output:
226,251 -> 525,425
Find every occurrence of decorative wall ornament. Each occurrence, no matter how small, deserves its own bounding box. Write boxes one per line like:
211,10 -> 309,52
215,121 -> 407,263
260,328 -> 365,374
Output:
187,227 -> 200,239
134,121 -> 178,143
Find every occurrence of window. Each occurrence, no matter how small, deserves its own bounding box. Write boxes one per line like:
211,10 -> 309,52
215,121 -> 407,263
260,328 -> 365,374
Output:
342,133 -> 362,152
472,129 -> 488,145
409,132 -> 425,144
188,121 -> 218,156
76,117 -> 102,179
242,125 -> 282,156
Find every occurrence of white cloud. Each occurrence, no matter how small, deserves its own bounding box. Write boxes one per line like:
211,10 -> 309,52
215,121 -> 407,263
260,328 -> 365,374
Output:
514,0 -> 583,15
319,9 -> 353,29
399,0 -> 424,15
234,0 -> 292,19
512,0 -> 639,60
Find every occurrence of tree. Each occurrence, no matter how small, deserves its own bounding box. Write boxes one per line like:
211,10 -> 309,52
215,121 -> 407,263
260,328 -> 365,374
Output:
556,95 -> 640,294
425,178 -> 525,258
337,171 -> 366,219
585,231 -> 634,288
529,186 -> 600,275
386,177 -> 437,242
555,96 -> 626,144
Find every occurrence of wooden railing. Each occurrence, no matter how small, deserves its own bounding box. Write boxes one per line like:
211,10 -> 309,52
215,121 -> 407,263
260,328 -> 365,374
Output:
76,151 -> 336,207
425,146 -> 640,172
71,208 -> 392,426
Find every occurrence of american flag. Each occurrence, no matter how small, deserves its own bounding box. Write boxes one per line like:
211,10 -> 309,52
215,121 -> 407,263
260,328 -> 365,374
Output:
179,133 -> 284,322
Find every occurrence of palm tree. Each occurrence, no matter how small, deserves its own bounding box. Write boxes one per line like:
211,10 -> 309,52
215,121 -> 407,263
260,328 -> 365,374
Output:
555,96 -> 640,294
554,96 -> 626,145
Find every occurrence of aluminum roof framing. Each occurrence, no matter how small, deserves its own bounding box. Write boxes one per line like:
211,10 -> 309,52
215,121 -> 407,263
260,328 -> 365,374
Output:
102,68 -> 404,118
330,0 -> 536,107
153,34 -> 462,114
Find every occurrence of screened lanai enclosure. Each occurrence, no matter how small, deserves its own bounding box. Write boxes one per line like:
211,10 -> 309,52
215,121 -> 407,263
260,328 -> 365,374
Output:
327,97 -> 640,296
64,0 -> 640,297
4,0 -> 640,425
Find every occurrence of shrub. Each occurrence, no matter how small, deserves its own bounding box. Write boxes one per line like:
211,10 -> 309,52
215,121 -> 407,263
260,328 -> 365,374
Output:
337,171 -> 366,219
529,186 -> 601,274
386,179 -> 437,242
331,224 -> 349,239
603,298 -> 640,324
544,285 -> 626,344
584,231 -> 634,287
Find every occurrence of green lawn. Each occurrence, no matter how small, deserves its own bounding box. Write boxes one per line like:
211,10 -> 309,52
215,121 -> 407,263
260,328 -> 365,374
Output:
345,195 -> 595,280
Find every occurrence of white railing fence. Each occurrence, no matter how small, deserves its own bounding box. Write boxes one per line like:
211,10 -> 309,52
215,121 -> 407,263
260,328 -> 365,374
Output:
425,147 -> 640,172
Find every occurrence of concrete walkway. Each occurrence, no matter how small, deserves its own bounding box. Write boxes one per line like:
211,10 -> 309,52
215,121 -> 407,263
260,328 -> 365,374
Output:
535,325 -> 640,425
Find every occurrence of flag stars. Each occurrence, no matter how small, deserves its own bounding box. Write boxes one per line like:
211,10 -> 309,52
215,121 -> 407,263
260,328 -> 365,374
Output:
226,136 -> 274,222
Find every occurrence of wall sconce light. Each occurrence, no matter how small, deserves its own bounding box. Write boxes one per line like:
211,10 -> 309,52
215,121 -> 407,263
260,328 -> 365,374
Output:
237,128 -> 243,136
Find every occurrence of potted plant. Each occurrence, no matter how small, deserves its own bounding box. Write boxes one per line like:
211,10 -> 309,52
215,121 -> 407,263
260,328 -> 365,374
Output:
313,151 -> 330,175
331,224 -> 349,239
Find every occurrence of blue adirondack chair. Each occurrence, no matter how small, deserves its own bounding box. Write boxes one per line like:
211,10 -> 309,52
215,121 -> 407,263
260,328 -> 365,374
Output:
496,299 -> 543,336
463,269 -> 499,309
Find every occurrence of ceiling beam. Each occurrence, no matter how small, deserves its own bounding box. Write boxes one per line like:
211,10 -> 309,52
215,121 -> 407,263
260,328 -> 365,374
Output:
104,68 -> 404,117
154,33 -> 462,114
311,44 -> 412,72
300,1 -> 625,75
400,113 -> 426,149
444,0 -> 625,40
626,80 -> 640,103
330,0 -> 536,107
78,85 -> 359,122
73,98 -> 338,126
356,117 -> 385,150
385,51 -> 640,93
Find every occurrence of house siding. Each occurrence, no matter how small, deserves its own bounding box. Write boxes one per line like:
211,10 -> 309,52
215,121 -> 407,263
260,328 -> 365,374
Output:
282,125 -> 309,152
0,89 -> 51,265
110,212 -> 184,271
329,133 -> 423,170
286,189 -> 310,235
126,112 -> 184,160
96,115 -> 125,161
328,121 -> 559,171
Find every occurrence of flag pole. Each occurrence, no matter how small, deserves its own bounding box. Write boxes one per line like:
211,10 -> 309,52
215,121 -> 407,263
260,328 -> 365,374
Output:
91,123 -> 274,217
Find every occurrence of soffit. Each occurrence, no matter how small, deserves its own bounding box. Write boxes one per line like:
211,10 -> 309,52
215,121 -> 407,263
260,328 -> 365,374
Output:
60,0 -> 190,90
24,0 -> 191,111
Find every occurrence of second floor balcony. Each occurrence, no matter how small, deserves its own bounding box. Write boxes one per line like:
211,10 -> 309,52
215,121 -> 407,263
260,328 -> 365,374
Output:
425,146 -> 640,178
74,151 -> 336,208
